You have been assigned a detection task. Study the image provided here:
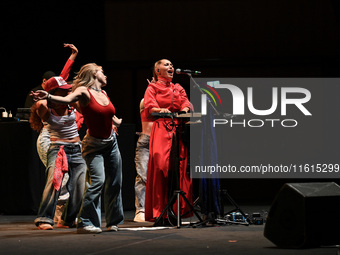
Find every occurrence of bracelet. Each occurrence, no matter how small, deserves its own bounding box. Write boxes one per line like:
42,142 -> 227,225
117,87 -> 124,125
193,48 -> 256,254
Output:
47,93 -> 51,100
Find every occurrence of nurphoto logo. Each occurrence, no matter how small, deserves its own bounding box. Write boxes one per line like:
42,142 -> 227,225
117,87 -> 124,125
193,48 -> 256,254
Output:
199,80 -> 312,128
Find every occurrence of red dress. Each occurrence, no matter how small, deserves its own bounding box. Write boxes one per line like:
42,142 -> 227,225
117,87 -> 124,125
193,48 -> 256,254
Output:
144,77 -> 192,221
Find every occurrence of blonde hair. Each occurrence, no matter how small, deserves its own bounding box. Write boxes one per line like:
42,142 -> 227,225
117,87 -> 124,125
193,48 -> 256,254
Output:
153,59 -> 167,82
73,63 -> 102,91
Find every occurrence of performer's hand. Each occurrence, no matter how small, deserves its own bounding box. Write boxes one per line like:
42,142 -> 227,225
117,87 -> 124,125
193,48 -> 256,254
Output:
182,107 -> 190,113
113,125 -> 119,136
113,115 -> 122,127
147,77 -> 156,84
64,43 -> 78,54
30,90 -> 48,101
64,43 -> 78,61
159,108 -> 171,113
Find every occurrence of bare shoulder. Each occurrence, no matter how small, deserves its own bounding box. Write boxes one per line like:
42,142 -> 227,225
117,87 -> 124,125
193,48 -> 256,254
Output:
75,86 -> 89,94
74,86 -> 91,106
73,86 -> 90,98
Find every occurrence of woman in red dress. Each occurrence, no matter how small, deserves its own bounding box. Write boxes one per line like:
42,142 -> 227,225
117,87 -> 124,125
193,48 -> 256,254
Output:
144,59 -> 192,222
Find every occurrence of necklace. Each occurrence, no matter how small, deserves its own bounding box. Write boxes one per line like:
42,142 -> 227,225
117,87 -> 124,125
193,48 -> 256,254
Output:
90,87 -> 102,92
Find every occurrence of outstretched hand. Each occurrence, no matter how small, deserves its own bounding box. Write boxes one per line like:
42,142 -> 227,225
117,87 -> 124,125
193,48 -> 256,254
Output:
30,90 -> 48,101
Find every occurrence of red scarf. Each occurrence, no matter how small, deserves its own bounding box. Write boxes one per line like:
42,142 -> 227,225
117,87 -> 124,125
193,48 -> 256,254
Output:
52,145 -> 68,191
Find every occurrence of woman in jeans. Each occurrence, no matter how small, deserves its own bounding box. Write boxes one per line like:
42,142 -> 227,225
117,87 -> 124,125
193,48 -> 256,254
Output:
31,63 -> 124,234
31,44 -> 81,225
31,75 -> 86,230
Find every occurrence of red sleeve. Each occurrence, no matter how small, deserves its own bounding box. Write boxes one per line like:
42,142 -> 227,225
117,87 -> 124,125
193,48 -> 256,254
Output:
177,84 -> 191,110
75,111 -> 84,131
59,58 -> 75,81
144,84 -> 159,118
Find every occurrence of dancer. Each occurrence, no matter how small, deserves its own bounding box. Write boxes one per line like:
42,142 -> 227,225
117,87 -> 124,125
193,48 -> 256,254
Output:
144,59 -> 192,223
30,44 -> 81,225
33,79 -> 86,230
31,46 -> 86,230
134,98 -> 154,222
31,63 -> 124,234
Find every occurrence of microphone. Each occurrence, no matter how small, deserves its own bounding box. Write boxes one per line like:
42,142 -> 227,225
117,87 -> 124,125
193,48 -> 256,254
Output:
176,68 -> 201,75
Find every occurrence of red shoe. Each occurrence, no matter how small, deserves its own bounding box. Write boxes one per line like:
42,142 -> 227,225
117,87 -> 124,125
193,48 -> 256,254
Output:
38,223 -> 53,230
57,223 -> 69,228
57,220 -> 76,228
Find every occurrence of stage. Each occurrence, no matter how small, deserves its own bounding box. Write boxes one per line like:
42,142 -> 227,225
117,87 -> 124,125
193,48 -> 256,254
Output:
0,206 -> 338,255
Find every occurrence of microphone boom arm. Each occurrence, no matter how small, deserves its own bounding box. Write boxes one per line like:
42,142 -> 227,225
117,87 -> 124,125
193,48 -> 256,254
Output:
189,74 -> 220,116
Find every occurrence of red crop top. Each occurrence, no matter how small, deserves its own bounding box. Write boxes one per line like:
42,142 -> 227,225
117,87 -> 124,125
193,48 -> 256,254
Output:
80,89 -> 115,139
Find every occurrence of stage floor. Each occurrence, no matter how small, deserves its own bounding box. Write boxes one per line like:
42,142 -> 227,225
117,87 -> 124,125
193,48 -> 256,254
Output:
0,205 -> 338,255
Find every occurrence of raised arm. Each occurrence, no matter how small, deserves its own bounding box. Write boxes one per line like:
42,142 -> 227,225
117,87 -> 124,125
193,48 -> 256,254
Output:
60,44 -> 78,81
65,43 -> 78,61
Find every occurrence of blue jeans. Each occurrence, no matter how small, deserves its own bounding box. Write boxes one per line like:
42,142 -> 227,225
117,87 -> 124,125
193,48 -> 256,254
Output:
34,143 -> 86,226
77,135 -> 124,228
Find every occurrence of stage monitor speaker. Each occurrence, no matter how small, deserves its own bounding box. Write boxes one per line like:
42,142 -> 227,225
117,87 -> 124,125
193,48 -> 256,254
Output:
264,182 -> 340,248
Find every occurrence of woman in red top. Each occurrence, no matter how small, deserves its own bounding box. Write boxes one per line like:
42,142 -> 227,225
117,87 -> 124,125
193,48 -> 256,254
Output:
31,63 -> 123,234
144,59 -> 192,223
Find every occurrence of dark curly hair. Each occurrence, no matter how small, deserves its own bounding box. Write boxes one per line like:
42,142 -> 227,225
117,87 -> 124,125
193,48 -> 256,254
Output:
29,103 -> 43,132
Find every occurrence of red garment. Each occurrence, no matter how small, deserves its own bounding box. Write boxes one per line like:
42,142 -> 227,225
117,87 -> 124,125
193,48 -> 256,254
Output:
51,59 -> 74,191
144,78 -> 192,221
52,145 -> 68,191
80,89 -> 115,139
75,111 -> 84,131
48,59 -> 75,191
144,78 -> 191,119
60,59 -> 74,81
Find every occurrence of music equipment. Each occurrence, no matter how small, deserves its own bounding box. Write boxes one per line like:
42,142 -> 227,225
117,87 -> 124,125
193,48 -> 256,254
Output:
264,182 -> 340,248
151,112 -> 201,118
175,68 -> 201,75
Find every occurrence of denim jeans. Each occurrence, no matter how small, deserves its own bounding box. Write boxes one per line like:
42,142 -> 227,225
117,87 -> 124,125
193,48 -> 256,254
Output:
37,129 -> 70,203
77,134 -> 124,228
34,143 -> 86,226
134,134 -> 150,213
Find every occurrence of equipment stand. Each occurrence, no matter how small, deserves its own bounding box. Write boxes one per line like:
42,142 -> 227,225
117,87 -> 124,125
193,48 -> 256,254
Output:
154,190 -> 204,228
217,189 -> 249,226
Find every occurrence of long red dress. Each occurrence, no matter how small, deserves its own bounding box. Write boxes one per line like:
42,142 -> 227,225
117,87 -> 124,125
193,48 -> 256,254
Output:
144,77 -> 192,221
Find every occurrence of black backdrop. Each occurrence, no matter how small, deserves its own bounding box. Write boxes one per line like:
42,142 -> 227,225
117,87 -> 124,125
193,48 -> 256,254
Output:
2,0 -> 340,212
2,0 -> 340,120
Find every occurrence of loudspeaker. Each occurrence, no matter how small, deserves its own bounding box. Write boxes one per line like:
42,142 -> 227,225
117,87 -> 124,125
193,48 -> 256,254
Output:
264,182 -> 340,248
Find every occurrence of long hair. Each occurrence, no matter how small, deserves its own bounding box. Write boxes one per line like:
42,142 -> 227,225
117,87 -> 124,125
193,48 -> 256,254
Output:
153,59 -> 164,82
72,63 -> 102,91
29,88 -> 57,132
29,103 -> 43,132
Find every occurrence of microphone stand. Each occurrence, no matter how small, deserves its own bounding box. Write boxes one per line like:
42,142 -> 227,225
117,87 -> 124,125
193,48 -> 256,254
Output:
188,74 -> 234,119
188,74 -> 219,115
188,74 -> 249,227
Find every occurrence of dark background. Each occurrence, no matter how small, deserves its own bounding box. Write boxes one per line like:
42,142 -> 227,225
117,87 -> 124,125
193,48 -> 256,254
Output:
2,0 -> 340,123
1,0 -> 340,208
